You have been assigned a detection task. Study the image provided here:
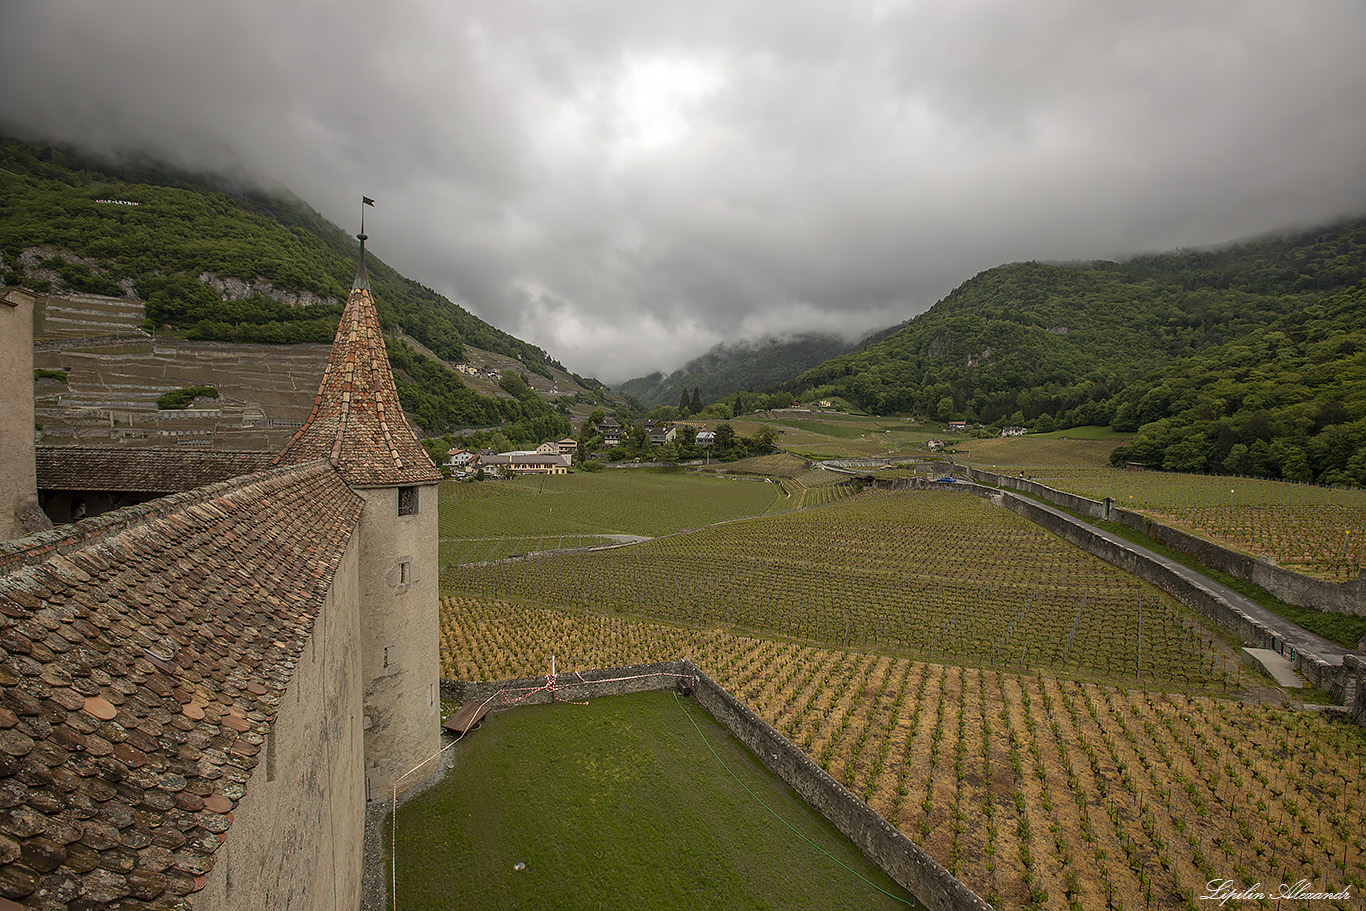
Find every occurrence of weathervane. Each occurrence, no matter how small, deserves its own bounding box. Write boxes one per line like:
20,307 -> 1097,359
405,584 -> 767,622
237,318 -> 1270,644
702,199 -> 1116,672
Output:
360,195 -> 375,241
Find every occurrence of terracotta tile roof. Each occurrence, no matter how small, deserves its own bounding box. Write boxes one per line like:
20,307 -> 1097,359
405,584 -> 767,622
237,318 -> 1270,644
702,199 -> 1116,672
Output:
273,242 -> 440,487
36,447 -> 276,494
0,459 -> 362,909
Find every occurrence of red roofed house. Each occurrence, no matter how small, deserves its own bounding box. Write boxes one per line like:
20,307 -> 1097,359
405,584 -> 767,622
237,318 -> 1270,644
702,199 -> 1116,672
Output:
0,232 -> 441,910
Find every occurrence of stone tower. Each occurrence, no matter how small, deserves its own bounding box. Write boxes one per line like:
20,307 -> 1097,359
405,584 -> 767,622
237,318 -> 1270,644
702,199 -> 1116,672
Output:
275,233 -> 443,799
1,288 -> 51,540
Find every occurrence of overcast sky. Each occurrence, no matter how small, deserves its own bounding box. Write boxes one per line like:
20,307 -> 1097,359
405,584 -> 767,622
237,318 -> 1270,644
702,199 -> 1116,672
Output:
3,2 -> 1365,382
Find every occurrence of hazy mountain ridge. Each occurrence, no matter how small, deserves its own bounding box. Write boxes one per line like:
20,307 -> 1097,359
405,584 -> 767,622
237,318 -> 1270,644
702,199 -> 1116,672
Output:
791,219 -> 1366,418
614,332 -> 866,409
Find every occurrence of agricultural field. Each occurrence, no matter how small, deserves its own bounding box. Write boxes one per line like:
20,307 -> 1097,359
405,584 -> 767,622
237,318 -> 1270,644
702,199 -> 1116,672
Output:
691,452 -> 813,477
438,470 -> 784,565
439,598 -> 1366,911
446,490 -> 1232,688
1024,468 -> 1366,582
956,433 -> 1131,469
739,413 -> 951,460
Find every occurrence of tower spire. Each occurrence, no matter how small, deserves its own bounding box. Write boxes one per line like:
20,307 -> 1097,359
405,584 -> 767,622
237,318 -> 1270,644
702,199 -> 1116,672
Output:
356,195 -> 374,291
273,212 -> 439,486
354,231 -> 370,292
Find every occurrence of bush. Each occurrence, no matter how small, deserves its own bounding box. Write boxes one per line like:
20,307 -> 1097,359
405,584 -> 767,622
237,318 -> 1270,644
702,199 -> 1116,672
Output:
157,385 -> 219,409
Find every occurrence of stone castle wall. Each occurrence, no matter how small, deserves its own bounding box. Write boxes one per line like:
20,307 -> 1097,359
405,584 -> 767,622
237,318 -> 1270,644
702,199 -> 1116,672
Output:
1,289 -> 51,539
198,535 -> 366,911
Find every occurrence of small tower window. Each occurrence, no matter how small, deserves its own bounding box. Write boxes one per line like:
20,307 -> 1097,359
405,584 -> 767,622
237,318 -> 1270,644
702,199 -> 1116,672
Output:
398,486 -> 419,516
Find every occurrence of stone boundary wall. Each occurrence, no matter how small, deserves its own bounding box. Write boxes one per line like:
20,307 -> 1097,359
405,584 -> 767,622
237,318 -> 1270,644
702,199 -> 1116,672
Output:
1107,506 -> 1366,618
956,464 -> 1365,618
871,476 -> 999,500
441,660 -> 696,705
442,660 -> 992,911
687,666 -> 992,911
957,465 -> 1109,519
998,491 -> 1346,696
1348,657 -> 1366,727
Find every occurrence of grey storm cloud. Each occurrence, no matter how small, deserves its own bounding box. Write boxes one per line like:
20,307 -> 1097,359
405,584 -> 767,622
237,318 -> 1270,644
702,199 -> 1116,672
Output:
3,0 -> 1365,382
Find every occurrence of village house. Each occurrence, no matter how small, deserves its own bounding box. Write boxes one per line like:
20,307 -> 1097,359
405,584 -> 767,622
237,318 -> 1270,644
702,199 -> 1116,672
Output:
695,430 -> 716,447
1000,426 -> 1028,437
480,451 -> 572,475
647,424 -> 676,446
599,418 -> 622,447
534,439 -> 576,457
0,234 -> 443,910
445,447 -> 478,469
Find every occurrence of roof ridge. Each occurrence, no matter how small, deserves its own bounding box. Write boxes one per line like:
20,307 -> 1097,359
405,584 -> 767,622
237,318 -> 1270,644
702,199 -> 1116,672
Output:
36,444 -> 275,454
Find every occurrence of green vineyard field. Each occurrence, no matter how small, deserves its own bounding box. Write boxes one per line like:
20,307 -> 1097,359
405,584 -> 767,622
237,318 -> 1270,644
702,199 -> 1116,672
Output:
446,490 -> 1229,688
439,598 -> 1366,911
1028,468 -> 1366,581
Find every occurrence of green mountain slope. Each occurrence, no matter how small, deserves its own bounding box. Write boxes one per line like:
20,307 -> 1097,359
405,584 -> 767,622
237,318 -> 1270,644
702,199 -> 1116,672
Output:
0,137 -> 559,369
786,218 -> 1366,484
789,220 -> 1366,421
1108,282 -> 1366,484
615,332 -> 861,409
0,137 -> 594,440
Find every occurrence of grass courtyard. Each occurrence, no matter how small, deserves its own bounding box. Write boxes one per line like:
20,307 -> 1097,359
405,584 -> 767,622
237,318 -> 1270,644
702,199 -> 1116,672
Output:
390,690 -> 920,911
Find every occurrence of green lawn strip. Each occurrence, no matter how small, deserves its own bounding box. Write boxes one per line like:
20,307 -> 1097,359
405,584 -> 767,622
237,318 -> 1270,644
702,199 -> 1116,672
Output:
1015,490 -> 1366,649
440,535 -> 623,566
390,690 -> 920,911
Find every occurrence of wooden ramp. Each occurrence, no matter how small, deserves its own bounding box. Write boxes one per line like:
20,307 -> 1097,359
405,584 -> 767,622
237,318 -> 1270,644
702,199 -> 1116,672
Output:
443,701 -> 492,734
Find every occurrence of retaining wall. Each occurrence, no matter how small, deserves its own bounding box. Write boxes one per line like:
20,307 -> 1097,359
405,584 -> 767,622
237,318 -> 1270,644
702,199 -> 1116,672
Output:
442,660 -> 695,706
1347,656 -> 1366,728
443,660 -> 992,911
958,465 -> 1109,519
999,492 -> 1344,695
957,465 -> 1365,619
1108,507 -> 1366,618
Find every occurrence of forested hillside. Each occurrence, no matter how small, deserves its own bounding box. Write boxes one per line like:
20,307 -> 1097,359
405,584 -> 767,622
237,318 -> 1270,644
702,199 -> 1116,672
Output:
787,218 -> 1366,484
616,332 -> 860,409
0,138 -> 558,367
0,136 -> 586,439
1108,281 -> 1366,484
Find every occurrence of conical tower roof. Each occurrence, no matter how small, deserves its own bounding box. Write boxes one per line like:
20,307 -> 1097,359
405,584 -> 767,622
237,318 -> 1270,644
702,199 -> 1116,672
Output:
275,235 -> 441,487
